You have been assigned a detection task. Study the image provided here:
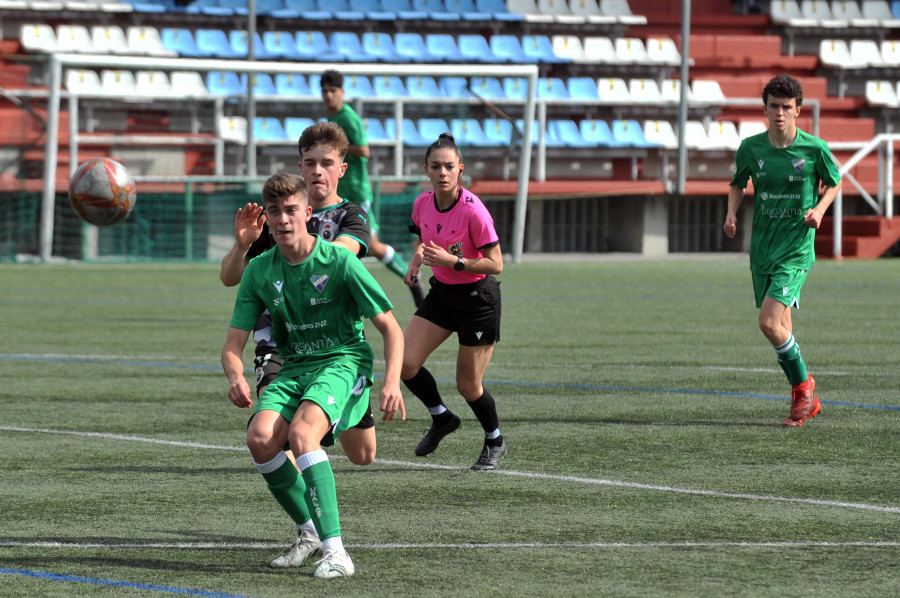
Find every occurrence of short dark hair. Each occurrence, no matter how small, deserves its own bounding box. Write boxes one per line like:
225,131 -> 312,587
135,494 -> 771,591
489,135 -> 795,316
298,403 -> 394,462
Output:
298,121 -> 349,159
321,69 -> 343,89
262,173 -> 307,206
762,74 -> 803,107
425,132 -> 462,163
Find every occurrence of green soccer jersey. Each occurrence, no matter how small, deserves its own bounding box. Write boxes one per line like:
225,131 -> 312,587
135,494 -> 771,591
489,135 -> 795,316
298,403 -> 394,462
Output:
229,236 -> 393,380
731,128 -> 841,274
329,104 -> 373,206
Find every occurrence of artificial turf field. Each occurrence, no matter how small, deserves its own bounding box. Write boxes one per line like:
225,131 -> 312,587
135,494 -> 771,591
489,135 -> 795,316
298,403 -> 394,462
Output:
1,256 -> 898,597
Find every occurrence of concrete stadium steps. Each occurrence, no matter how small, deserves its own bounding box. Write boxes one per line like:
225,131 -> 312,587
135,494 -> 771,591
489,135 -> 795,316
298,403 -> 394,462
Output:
815,216 -> 900,258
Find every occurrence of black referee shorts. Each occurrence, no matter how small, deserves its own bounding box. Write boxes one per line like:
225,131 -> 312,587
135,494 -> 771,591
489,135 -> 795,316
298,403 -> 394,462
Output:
416,275 -> 501,346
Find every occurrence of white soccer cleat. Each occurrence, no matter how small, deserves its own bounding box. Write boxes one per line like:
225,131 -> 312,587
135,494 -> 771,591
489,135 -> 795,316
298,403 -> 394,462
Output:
269,529 -> 322,568
313,549 -> 355,579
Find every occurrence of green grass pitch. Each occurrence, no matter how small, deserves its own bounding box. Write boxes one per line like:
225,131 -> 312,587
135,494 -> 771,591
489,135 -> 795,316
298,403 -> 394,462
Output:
1,256 -> 898,597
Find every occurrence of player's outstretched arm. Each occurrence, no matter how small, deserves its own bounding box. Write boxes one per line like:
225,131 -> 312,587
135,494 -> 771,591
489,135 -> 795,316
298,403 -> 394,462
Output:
220,203 -> 266,286
222,326 -> 253,408
370,311 -> 405,422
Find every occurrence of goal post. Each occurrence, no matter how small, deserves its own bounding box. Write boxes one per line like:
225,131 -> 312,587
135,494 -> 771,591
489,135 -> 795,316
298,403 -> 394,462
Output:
39,53 -> 538,263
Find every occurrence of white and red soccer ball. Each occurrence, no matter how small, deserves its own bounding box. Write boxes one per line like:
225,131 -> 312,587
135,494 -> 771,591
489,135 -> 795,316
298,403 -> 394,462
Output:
68,157 -> 137,226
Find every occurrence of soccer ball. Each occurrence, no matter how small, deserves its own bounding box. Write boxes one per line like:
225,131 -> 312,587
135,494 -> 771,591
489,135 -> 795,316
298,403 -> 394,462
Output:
68,157 -> 137,226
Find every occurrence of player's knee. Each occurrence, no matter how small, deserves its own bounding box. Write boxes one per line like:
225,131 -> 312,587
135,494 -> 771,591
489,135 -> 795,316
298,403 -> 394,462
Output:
456,379 -> 482,401
246,429 -> 279,461
346,448 -> 376,466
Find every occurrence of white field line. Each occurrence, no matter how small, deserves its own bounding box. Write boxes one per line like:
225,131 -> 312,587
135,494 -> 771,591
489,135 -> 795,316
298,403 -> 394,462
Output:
2,353 -> 895,378
2,426 -> 899,515
0,540 -> 898,550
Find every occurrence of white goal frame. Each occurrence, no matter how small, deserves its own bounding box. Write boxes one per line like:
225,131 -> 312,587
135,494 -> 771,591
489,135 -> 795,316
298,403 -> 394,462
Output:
40,53 -> 539,263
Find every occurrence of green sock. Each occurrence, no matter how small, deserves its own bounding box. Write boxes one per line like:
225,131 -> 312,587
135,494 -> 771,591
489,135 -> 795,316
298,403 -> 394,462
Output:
774,334 -> 808,386
383,245 -> 407,278
256,453 -> 312,526
298,451 -> 342,540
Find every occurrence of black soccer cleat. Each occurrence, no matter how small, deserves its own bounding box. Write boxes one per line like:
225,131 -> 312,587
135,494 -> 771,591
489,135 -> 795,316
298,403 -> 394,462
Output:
415,413 -> 461,456
471,439 -> 507,471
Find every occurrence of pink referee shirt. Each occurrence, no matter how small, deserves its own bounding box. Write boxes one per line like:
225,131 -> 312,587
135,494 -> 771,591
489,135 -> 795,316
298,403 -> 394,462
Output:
411,187 -> 499,285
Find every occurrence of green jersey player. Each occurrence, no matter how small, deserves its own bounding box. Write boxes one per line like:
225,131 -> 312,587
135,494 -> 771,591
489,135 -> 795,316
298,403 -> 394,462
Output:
724,73 -> 841,427
222,173 -> 405,579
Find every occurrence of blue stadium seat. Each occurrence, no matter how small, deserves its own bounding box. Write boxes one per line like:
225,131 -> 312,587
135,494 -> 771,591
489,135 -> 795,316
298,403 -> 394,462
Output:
537,77 -> 570,100
219,0 -> 250,14
381,0 -> 428,19
373,75 -> 410,97
470,76 -> 506,99
342,0 -> 392,19
249,73 -> 278,96
482,118 -> 514,145
458,34 -> 504,63
580,119 -> 618,147
385,118 -> 429,145
196,29 -> 245,58
185,0 -> 234,16
522,35 -> 569,63
330,31 -> 377,62
395,32 -> 438,62
418,118 -> 452,142
568,76 -> 600,100
413,0 -> 461,20
285,117 -> 317,140
255,0 -> 286,14
363,117 -> 393,142
229,30 -> 279,60
263,30 -> 306,59
161,28 -> 212,57
271,0 -> 331,18
502,77 -> 529,100
341,74 -> 376,98
551,120 -> 594,147
207,71 -> 246,95
295,31 -> 342,61
444,0 -> 489,19
474,0 -> 523,20
439,76 -> 473,98
275,73 -> 313,97
119,0 -> 168,13
894,0 -> 900,18
254,117 -> 289,142
426,34 -> 464,61
612,119 -> 658,147
362,32 -> 406,62
516,119 -> 565,147
490,34 -> 532,63
329,0 -> 366,19
451,118 -> 491,146
406,75 -> 444,98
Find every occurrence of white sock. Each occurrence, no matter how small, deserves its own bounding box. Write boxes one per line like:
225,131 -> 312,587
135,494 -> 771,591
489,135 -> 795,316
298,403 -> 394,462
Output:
381,245 -> 395,264
323,536 -> 345,553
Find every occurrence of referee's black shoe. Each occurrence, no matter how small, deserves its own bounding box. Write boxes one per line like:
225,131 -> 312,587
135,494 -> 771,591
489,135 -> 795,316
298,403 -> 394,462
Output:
415,414 -> 461,456
471,439 -> 507,471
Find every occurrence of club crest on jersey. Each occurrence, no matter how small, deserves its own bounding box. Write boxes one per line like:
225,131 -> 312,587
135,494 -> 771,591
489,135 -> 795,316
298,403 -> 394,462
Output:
322,221 -> 334,240
310,274 -> 329,293
791,158 -> 806,172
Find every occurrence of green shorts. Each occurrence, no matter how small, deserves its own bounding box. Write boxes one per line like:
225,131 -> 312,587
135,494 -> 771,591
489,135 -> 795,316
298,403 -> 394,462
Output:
254,362 -> 372,447
752,267 -> 809,309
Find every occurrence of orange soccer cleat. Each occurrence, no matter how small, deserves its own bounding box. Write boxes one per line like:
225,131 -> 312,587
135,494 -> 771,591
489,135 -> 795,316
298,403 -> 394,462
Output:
782,375 -> 822,427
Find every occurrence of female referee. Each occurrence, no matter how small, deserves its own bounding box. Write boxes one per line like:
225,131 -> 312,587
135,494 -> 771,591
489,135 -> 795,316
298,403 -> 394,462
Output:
401,133 -> 506,471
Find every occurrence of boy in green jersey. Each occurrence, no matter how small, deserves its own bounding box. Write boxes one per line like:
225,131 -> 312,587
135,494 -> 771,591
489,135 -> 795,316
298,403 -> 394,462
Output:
724,74 -> 841,427
222,173 -> 406,578
321,69 -> 426,307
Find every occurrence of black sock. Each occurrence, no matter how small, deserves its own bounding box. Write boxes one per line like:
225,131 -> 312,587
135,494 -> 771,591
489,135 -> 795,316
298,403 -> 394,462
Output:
467,388 -> 502,446
402,367 -> 452,423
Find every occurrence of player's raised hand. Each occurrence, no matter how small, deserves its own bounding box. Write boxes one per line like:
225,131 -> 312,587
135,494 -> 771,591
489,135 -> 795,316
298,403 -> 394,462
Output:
234,203 -> 266,245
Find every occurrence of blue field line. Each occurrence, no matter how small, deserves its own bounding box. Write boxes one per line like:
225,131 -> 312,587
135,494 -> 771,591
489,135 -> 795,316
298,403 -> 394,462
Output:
0,567 -> 253,597
2,354 -> 898,412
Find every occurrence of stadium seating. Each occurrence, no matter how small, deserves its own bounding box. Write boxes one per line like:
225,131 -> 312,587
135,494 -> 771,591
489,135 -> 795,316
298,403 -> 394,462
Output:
470,76 -> 507,99
865,79 -> 900,107
20,24 -> 57,53
373,75 -> 410,97
285,117 -> 317,140
275,73 -> 313,97
91,25 -> 130,54
57,25 -> 95,53
135,70 -> 175,97
612,119 -> 657,147
642,119 -> 678,150
458,34 -> 504,63
295,31 -> 342,61
579,119 -> 617,147
342,75 -> 376,97
127,26 -> 177,57
406,75 -> 444,98
394,33 -> 437,62
362,32 -> 406,62
230,30 -> 279,60
254,117 -> 290,142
